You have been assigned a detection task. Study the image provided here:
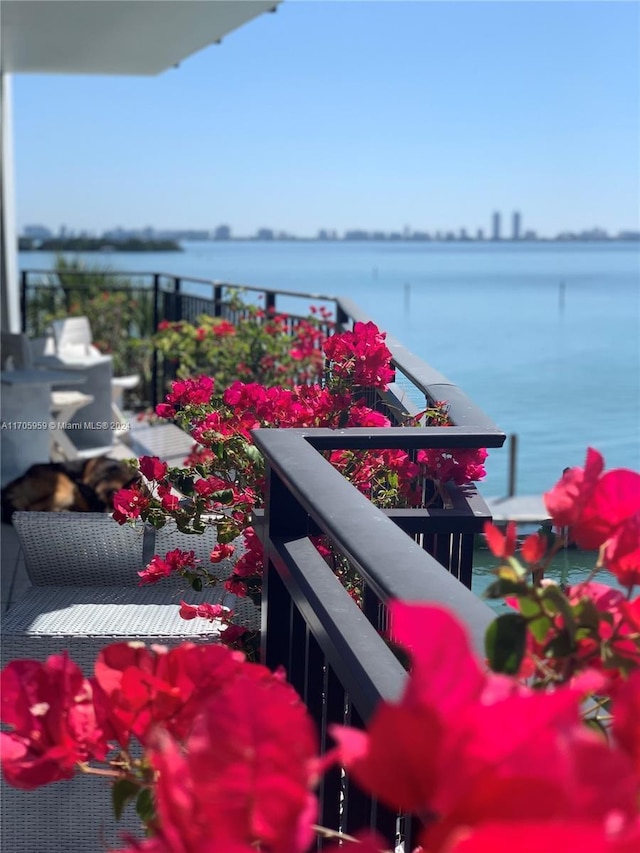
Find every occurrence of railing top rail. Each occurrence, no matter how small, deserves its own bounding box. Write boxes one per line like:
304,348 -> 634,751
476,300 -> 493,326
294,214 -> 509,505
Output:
298,425 -> 505,449
23,270 -> 342,301
274,537 -> 408,715
254,428 -> 494,655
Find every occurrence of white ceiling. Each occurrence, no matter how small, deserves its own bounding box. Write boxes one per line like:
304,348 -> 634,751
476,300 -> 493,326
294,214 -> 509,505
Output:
1,0 -> 280,75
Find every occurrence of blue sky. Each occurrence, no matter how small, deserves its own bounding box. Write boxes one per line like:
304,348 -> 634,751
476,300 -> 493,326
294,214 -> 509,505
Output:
12,0 -> 640,237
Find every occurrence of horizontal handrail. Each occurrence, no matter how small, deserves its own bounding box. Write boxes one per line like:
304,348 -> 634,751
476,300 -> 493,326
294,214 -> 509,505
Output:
254,428 -> 495,656
272,536 -> 407,717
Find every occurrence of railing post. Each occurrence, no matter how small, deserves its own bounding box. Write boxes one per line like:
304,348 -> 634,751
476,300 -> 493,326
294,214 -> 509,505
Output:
213,283 -> 222,317
336,301 -> 349,330
261,466 -> 310,669
174,277 -> 183,322
265,291 -> 276,314
508,433 -> 518,497
151,274 -> 160,408
20,270 -> 28,332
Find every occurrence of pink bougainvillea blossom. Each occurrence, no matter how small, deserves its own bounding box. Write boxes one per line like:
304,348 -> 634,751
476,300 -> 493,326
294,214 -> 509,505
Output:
332,601 -> 639,852
138,456 -> 168,482
178,601 -> 232,623
137,549 -> 198,586
544,448 -> 640,555
1,654 -> 107,789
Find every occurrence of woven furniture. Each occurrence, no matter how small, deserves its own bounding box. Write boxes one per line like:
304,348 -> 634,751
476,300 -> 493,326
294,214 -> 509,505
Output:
2,512 -> 259,853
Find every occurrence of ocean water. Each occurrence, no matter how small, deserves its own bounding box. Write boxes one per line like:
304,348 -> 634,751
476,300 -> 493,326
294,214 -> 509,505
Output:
19,241 -> 640,503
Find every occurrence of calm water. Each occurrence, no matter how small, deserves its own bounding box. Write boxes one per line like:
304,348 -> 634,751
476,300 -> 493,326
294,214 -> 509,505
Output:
20,241 -> 640,502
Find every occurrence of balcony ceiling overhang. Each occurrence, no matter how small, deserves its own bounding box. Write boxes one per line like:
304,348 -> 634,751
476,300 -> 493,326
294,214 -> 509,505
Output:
1,0 -> 280,75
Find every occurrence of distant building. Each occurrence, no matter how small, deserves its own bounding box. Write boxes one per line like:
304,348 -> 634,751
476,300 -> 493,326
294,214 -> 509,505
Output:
512,211 -> 521,241
578,227 -> 609,241
344,230 -> 370,241
214,225 -> 231,240
256,228 -> 274,240
492,212 -> 501,241
459,228 -> 470,241
523,229 -> 537,241
476,228 -> 484,241
23,224 -> 52,239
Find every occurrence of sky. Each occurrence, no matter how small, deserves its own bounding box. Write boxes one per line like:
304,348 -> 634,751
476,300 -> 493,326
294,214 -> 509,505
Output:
12,0 -> 640,238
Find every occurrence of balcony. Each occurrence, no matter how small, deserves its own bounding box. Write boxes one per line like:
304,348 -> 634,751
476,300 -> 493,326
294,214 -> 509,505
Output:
3,269 -> 506,851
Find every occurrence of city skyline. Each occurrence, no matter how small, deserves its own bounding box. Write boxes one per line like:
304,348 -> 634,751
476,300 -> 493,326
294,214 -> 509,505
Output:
21,210 -> 639,245
12,2 -> 639,235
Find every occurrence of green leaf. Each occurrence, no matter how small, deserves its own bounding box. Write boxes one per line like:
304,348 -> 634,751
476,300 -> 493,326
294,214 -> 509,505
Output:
191,576 -> 203,592
112,778 -> 140,821
496,561 -> 526,582
485,613 -> 527,674
172,473 -> 196,495
135,787 -> 156,826
518,595 -> 543,619
540,586 -> 577,644
544,628 -> 575,658
572,597 -> 601,633
528,615 -> 553,643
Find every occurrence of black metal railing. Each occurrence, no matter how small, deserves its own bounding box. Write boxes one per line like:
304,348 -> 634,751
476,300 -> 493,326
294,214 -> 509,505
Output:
20,270 -> 340,406
21,269 -> 504,427
254,428 -> 499,846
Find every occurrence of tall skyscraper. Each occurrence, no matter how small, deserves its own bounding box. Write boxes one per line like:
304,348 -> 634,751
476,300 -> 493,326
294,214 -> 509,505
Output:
492,212 -> 501,241
512,211 -> 521,241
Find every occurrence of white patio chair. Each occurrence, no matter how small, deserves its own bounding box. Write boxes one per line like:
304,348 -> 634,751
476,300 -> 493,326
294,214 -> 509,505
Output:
2,512 -> 259,853
52,316 -> 140,424
0,332 -> 97,461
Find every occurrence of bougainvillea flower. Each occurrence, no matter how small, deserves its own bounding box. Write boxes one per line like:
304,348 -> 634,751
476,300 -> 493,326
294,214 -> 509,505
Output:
442,819 -> 640,852
612,669 -> 640,776
418,448 -> 488,486
138,455 -> 168,482
210,543 -> 235,563
178,601 -> 232,622
126,672 -> 319,853
112,486 -> 150,520
544,449 -> 640,551
544,448 -> 605,530
91,641 -> 246,748
157,484 -> 180,513
137,549 -> 198,585
483,521 -> 517,560
521,531 -> 547,564
604,511 -> 640,586
1,654 -> 107,789
323,321 -> 395,389
331,602 -> 639,851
